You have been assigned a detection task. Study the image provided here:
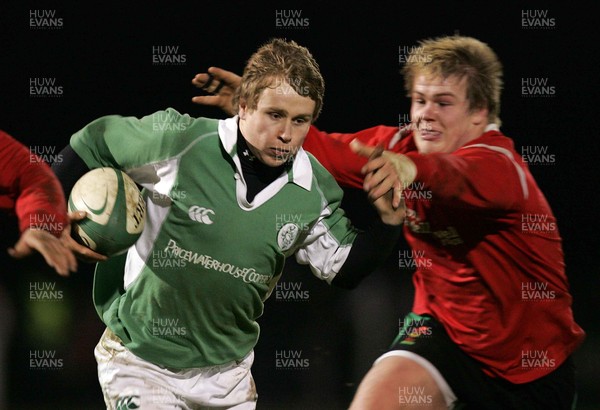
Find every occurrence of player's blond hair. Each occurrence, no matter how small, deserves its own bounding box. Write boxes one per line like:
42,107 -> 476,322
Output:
233,38 -> 324,122
402,35 -> 503,126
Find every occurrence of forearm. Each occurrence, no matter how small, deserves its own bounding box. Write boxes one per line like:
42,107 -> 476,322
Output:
303,125 -> 401,190
0,131 -> 69,237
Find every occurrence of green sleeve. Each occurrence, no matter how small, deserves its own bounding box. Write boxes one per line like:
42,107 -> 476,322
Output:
310,155 -> 359,245
70,107 -> 219,169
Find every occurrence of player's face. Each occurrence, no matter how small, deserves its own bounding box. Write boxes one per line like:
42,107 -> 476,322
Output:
239,82 -> 315,167
410,74 -> 488,154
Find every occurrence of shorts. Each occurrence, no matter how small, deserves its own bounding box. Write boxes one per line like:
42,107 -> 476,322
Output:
376,313 -> 577,410
94,327 -> 258,409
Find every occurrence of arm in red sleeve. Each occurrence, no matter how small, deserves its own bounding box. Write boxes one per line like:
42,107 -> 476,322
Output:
0,130 -> 68,237
406,144 -> 528,212
303,124 -> 400,189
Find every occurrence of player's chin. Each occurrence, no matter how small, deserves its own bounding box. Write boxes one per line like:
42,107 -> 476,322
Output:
415,140 -> 444,155
264,155 -> 290,167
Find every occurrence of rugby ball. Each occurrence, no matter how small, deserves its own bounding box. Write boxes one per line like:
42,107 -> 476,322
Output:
68,167 -> 146,256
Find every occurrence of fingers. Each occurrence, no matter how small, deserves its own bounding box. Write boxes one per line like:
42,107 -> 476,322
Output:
72,244 -> 108,263
67,240 -> 108,263
349,140 -> 387,177
191,95 -> 223,106
62,231 -> 108,263
68,210 -> 88,222
369,144 -> 384,160
363,161 -> 400,200
62,215 -> 109,263
392,181 -> 404,209
38,240 -> 78,277
7,240 -> 33,259
371,189 -> 406,226
9,229 -> 78,276
192,73 -> 222,93
191,67 -> 240,94
191,73 -> 229,111
350,139 -> 415,211
207,66 -> 241,86
191,67 -> 240,116
350,139 -> 378,158
349,140 -> 403,201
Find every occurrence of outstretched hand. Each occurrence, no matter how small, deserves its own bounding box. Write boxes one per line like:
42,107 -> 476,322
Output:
8,228 -> 78,277
350,139 -> 417,211
191,67 -> 241,116
60,211 -> 109,264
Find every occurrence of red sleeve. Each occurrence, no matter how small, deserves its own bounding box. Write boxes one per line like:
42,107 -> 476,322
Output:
0,130 -> 68,237
406,144 -> 527,211
303,125 -> 400,189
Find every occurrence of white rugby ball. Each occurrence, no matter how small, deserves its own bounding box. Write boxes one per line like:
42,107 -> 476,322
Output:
68,167 -> 146,256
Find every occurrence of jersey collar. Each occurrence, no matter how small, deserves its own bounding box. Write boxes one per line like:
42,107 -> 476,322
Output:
218,116 -> 312,191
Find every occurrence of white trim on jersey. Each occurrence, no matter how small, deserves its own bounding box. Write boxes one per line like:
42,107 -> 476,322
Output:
485,123 -> 500,132
388,129 -> 403,149
123,131 -> 223,289
459,143 -> 529,200
294,174 -> 352,284
294,221 -> 352,284
124,191 -> 172,289
218,117 -> 313,210
124,245 -> 146,290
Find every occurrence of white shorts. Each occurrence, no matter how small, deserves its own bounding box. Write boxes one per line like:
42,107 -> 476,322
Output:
94,328 -> 258,409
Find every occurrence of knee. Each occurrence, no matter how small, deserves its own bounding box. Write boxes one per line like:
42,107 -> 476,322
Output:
350,356 -> 447,409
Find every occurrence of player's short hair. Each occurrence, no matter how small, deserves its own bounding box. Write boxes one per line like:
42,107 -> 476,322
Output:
402,35 -> 503,126
233,38 -> 324,122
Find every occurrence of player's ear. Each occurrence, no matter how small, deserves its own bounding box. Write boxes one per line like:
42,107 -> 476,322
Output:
470,106 -> 488,126
238,99 -> 248,119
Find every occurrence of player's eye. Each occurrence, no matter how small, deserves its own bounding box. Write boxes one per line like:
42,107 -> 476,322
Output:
293,117 -> 309,125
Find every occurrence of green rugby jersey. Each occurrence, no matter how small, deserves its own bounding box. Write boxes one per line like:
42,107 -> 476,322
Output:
70,108 -> 359,369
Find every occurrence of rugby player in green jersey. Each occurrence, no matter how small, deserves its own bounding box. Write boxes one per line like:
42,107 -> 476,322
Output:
54,38 -> 404,409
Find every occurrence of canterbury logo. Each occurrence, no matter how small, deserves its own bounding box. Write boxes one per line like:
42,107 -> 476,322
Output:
188,205 -> 215,224
116,395 -> 140,409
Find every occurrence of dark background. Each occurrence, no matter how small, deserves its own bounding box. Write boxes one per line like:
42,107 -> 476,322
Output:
1,2 -> 598,409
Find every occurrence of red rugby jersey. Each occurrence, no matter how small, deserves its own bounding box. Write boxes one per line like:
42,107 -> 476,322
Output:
0,130 -> 68,237
303,124 -> 585,383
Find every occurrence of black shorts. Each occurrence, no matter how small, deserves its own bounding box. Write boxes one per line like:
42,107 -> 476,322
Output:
386,313 -> 577,410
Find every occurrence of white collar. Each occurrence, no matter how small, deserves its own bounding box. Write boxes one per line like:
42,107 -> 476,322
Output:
218,116 -> 313,191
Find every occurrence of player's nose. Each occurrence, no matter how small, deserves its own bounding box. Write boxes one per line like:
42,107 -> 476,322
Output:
278,121 -> 293,143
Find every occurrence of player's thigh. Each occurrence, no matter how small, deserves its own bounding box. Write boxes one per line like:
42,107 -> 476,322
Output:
350,355 -> 447,410
94,328 -> 185,409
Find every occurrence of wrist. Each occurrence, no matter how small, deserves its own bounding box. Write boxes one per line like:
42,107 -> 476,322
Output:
379,209 -> 406,226
388,153 -> 417,188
